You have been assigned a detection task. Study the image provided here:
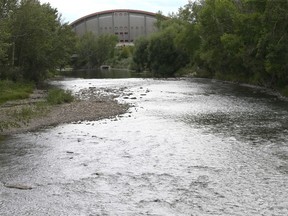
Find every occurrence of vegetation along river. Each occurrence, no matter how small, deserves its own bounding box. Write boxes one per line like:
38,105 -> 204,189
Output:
0,77 -> 288,215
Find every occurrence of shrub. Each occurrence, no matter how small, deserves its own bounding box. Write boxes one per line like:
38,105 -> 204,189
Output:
281,86 -> 288,97
0,80 -> 34,104
47,88 -> 74,105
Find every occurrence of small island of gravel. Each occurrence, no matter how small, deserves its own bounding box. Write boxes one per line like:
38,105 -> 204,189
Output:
0,88 -> 129,136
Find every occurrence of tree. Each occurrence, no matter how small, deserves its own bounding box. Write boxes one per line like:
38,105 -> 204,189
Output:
260,0 -> 288,88
148,23 -> 189,77
0,0 -> 17,63
134,0 -> 287,93
95,34 -> 118,66
11,0 -> 76,83
51,23 -> 77,71
76,32 -> 118,69
0,17 -> 9,62
177,0 -> 203,23
133,37 -> 149,71
133,14 -> 192,76
197,0 -> 240,77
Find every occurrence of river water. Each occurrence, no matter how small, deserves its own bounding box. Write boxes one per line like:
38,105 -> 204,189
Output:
0,78 -> 288,216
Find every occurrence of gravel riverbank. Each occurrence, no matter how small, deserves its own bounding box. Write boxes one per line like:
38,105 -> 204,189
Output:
0,89 -> 129,136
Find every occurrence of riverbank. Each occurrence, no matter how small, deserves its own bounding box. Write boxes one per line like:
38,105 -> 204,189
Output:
0,89 -> 129,136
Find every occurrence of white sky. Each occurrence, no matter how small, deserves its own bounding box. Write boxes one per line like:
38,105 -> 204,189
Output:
39,0 -> 189,23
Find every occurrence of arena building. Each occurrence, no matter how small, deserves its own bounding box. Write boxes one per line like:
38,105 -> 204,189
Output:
71,9 -> 158,44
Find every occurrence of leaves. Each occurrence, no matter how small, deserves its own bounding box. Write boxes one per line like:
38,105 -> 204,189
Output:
75,32 -> 118,69
132,0 -> 288,93
0,0 -> 17,62
133,18 -> 190,76
0,0 -> 76,83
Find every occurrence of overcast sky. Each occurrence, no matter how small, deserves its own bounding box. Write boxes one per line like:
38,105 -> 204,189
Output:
39,0 -> 189,23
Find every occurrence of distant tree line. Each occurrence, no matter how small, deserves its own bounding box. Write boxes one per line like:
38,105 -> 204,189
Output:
0,0 -> 76,83
1,0 -> 287,95
0,0 -> 133,83
133,0 -> 288,94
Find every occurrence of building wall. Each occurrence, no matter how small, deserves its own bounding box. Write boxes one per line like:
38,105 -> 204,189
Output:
71,9 -> 158,43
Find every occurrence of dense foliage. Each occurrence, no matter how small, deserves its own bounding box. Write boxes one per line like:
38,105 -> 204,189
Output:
46,88 -> 74,105
73,32 -> 118,70
0,0 -> 76,83
133,0 -> 288,94
133,19 -> 190,77
1,0 -> 287,95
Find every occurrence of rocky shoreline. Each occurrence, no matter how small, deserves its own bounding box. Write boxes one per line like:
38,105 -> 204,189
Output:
0,89 -> 129,136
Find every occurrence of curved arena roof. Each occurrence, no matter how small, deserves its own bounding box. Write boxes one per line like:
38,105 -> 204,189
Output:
71,9 -> 158,43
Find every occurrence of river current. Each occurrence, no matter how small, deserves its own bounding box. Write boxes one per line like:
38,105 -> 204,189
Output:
0,78 -> 288,215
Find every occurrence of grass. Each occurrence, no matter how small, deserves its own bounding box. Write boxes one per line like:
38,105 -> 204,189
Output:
0,135 -> 5,142
0,102 -> 50,132
0,83 -> 75,132
280,86 -> 288,97
0,80 -> 34,105
46,88 -> 74,105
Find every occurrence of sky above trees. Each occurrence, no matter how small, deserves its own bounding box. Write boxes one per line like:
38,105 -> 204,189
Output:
39,0 -> 188,23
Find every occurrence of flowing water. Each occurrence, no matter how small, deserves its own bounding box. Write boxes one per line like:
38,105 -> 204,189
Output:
0,78 -> 288,216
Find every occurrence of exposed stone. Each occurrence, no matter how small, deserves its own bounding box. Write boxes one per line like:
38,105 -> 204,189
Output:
4,184 -> 33,190
0,88 -> 129,135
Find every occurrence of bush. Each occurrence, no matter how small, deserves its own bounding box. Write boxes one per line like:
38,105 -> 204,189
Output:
0,80 -> 34,104
280,86 -> 288,97
47,88 -> 74,105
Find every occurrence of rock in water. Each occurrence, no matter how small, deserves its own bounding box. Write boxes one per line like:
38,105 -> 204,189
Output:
4,184 -> 33,190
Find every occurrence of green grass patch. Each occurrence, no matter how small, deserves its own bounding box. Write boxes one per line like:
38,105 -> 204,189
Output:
0,80 -> 34,105
0,85 -> 74,133
46,88 -> 74,105
280,86 -> 288,97
0,135 -> 5,142
0,101 -> 51,132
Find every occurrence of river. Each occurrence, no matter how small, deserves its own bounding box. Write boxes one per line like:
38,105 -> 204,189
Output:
0,77 -> 288,215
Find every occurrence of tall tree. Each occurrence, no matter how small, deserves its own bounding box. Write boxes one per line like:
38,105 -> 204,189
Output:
148,21 -> 189,77
11,0 -> 76,82
0,0 -> 17,63
197,0 -> 239,77
260,0 -> 288,88
133,37 -> 149,72
76,32 -> 118,69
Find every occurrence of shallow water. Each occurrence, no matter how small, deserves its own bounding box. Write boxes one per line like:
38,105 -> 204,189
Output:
1,78 -> 288,215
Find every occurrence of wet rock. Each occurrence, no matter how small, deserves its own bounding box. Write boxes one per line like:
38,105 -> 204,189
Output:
92,172 -> 101,177
4,184 -> 33,190
277,165 -> 288,174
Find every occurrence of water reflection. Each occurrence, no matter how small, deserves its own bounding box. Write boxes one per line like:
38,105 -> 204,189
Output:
60,68 -> 151,79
